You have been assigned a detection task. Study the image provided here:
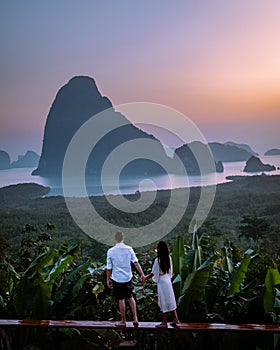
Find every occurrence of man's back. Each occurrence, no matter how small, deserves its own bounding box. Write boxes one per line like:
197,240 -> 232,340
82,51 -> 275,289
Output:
107,242 -> 138,282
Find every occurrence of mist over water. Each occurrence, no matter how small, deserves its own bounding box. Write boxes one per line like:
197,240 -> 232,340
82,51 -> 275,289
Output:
0,155 -> 280,197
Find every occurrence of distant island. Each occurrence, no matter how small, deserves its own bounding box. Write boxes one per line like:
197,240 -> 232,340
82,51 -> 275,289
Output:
243,156 -> 276,172
0,150 -> 40,170
224,141 -> 259,156
10,151 -> 40,168
264,148 -> 280,156
208,142 -> 253,162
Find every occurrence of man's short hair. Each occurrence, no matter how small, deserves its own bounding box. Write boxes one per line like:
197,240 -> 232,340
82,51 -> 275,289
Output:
115,231 -> 124,243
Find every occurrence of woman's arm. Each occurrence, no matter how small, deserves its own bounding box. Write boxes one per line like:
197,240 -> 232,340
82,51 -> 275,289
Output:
142,272 -> 154,283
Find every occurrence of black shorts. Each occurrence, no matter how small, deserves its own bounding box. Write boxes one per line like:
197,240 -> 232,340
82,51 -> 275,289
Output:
112,279 -> 133,300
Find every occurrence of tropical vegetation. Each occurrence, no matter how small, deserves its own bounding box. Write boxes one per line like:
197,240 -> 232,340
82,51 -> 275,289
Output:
1,175 -> 280,348
1,218 -> 280,349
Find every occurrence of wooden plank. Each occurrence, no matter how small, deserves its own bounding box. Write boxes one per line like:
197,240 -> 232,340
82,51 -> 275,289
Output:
0,320 -> 280,332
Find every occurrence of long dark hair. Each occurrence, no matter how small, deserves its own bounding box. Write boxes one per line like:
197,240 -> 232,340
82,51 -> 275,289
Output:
157,241 -> 170,274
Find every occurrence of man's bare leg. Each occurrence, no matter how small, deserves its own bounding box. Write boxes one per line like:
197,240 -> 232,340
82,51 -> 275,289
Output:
117,299 -> 126,326
128,297 -> 138,325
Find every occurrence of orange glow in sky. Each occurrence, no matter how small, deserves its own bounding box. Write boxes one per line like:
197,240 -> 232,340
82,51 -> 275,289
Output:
0,1 -> 279,158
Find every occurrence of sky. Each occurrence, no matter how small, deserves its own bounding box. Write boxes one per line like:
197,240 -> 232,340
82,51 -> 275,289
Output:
1,0 -> 280,161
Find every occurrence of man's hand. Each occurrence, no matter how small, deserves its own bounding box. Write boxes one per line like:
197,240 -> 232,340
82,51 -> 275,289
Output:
140,274 -> 145,283
107,278 -> 113,289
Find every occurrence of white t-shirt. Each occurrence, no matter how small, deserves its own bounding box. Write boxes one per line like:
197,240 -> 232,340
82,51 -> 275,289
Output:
106,242 -> 138,283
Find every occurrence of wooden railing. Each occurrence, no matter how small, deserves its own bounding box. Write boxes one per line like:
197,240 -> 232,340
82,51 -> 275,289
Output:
1,319 -> 280,332
1,320 -> 280,349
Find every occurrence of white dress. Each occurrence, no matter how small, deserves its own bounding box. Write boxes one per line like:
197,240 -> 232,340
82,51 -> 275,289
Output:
152,256 -> 177,313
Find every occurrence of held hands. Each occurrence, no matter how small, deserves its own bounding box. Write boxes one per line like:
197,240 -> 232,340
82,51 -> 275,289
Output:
140,275 -> 149,283
141,272 -> 153,283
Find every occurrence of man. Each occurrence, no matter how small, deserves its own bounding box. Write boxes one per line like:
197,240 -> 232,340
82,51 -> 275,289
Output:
106,231 -> 145,327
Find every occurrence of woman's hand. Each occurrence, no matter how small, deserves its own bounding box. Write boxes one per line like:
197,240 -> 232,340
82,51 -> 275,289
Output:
141,275 -> 149,283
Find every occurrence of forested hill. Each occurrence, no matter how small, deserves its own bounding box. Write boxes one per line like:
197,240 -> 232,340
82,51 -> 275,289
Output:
0,183 -> 50,207
0,175 -> 279,260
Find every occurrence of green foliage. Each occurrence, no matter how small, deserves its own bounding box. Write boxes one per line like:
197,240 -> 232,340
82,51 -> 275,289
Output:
0,234 -> 9,264
264,266 -> 280,313
171,235 -> 187,297
170,231 -> 280,326
1,177 -> 280,350
227,249 -> 255,296
13,242 -> 81,319
178,260 -> 214,321
239,214 -> 271,242
173,229 -> 215,321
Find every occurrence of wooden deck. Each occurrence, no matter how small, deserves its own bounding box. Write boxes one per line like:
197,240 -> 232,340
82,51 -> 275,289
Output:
1,319 -> 280,333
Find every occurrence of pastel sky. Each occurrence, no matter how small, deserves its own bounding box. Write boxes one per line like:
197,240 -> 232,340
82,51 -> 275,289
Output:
1,0 -> 280,160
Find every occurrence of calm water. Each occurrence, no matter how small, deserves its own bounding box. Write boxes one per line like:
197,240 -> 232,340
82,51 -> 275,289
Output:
0,155 -> 279,196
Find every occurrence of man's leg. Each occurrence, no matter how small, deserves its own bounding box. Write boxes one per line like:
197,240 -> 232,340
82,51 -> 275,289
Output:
128,296 -> 138,324
118,299 -> 126,325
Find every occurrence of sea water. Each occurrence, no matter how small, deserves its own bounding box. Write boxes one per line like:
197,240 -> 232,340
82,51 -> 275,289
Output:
0,155 -> 279,197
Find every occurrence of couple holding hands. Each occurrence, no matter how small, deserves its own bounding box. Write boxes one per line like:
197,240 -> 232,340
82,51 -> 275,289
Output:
106,231 -> 180,328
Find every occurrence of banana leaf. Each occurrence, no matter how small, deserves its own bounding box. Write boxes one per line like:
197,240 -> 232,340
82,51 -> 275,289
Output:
13,243 -> 81,318
274,289 -> 280,309
172,235 -> 185,277
227,251 -> 253,297
220,246 -> 233,273
0,260 -> 20,295
264,267 -> 280,313
13,250 -> 54,318
177,259 -> 213,321
192,232 -> 202,271
53,261 -> 92,304
172,235 -> 187,297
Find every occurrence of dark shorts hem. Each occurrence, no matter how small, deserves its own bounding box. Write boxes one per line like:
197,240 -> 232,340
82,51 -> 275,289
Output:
112,279 -> 133,300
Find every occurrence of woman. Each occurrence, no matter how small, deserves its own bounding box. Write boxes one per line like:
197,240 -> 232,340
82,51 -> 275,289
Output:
143,241 -> 180,328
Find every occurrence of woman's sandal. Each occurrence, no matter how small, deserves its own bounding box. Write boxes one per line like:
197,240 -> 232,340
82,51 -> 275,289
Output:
170,322 -> 179,328
133,321 -> 139,328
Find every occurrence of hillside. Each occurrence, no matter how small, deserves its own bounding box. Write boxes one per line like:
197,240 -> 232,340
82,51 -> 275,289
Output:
1,175 -> 280,259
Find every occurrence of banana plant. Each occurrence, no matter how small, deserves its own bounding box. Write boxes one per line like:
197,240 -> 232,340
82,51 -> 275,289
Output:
53,261 -> 106,319
172,228 -> 216,321
171,235 -> 187,297
263,265 -> 280,313
12,242 -> 81,319
227,248 -> 255,297
177,257 -> 214,321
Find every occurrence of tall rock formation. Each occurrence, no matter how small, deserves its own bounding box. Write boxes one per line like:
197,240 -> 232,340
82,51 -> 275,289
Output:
33,76 -> 110,176
32,76 -> 169,178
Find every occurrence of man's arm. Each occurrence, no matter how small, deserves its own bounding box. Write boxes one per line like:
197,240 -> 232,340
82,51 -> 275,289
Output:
106,268 -> 113,289
133,261 -> 145,281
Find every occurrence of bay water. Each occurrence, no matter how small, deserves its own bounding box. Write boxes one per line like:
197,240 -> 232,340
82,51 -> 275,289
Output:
0,155 -> 279,197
